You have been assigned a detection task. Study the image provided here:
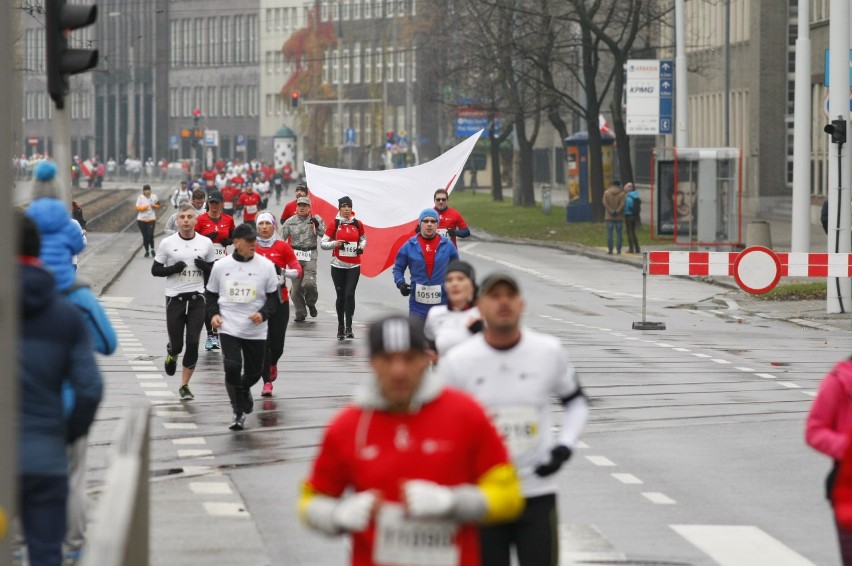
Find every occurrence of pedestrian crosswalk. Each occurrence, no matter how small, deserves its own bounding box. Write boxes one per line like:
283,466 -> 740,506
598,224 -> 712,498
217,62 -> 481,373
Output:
560,523 -> 816,566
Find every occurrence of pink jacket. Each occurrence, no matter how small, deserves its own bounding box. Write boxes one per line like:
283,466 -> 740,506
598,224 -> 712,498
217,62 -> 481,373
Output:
806,360 -> 852,460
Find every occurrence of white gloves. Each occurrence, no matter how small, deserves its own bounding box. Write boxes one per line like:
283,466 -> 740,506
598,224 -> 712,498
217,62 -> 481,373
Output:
282,268 -> 300,280
332,491 -> 376,532
403,480 -> 456,518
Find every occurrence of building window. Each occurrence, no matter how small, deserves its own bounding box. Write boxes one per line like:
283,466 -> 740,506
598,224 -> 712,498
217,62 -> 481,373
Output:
169,21 -> 177,66
353,0 -> 361,19
343,48 -> 350,84
195,87 -> 204,114
276,95 -> 283,116
323,50 -> 331,84
375,48 -> 383,82
398,0 -> 405,16
333,49 -> 340,84
364,47 -> 372,82
235,16 -> 244,63
208,17 -> 218,65
221,86 -> 231,116
411,46 -> 416,81
182,19 -> 191,66
283,8 -> 289,30
266,94 -> 273,116
364,0 -> 372,18
266,8 -> 273,31
182,87 -> 191,117
266,51 -> 273,74
208,86 -> 218,116
397,49 -> 405,81
249,15 -> 258,63
275,8 -> 282,30
386,48 -> 394,82
332,2 -> 339,21
411,0 -> 416,16
342,1 -> 350,20
221,17 -> 231,65
196,18 -> 206,65
353,43 -> 361,83
321,3 -> 329,21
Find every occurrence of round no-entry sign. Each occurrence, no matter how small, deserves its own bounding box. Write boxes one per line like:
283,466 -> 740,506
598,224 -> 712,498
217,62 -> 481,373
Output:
733,246 -> 781,294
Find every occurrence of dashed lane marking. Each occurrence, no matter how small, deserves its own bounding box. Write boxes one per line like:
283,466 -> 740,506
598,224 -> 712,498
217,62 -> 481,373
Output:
756,373 -> 777,379
140,382 -> 169,388
711,359 -> 731,364
803,391 -> 817,397
190,482 -> 232,495
144,390 -> 174,397
691,353 -> 711,358
779,382 -> 802,389
586,456 -> 616,467
673,347 -> 691,352
172,437 -> 206,445
671,524 -> 816,566
735,367 -> 755,372
575,441 -> 590,449
163,422 -> 198,430
136,373 -> 164,379
203,502 -> 249,517
642,492 -> 676,505
612,473 -> 643,485
177,449 -> 213,459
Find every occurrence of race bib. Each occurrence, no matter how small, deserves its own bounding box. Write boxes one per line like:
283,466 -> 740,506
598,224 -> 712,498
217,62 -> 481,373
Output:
294,249 -> 312,262
437,228 -> 449,237
490,406 -> 540,457
246,205 -> 258,214
224,202 -> 234,210
224,280 -> 257,303
213,243 -> 227,258
177,267 -> 203,284
414,284 -> 442,305
373,504 -> 459,566
339,242 -> 359,257
275,179 -> 282,185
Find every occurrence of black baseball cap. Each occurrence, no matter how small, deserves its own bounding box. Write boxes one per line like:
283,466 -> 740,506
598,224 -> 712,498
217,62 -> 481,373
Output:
207,191 -> 224,202
368,315 -> 426,356
232,223 -> 257,241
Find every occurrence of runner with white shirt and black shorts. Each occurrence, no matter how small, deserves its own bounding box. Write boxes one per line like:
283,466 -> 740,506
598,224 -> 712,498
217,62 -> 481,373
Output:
439,272 -> 590,566
151,203 -> 215,400
206,223 -> 280,431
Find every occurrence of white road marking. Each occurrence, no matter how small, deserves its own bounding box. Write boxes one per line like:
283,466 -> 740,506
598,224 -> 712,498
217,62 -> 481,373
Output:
673,347 -> 690,352
203,502 -> 249,517
575,441 -> 590,449
144,390 -> 174,397
655,343 -> 674,347
612,473 -> 643,485
756,373 -> 777,379
190,482 -> 232,495
172,437 -> 206,445
586,456 -> 616,467
671,524 -> 816,566
642,492 -> 676,505
163,422 -> 198,430
131,366 -> 156,371
458,242 -> 479,252
711,359 -> 731,364
136,373 -> 164,379
779,382 -> 802,389
803,391 -> 817,397
559,524 -> 627,563
692,353 -> 711,358
177,449 -> 213,459
735,367 -> 755,372
121,348 -> 146,352
140,382 -> 168,388
155,410 -> 190,418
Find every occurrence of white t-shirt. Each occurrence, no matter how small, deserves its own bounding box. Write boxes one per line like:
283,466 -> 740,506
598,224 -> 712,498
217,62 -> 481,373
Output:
154,233 -> 215,296
136,194 -> 159,222
439,329 -> 582,498
423,305 -> 481,358
254,181 -> 270,197
207,254 -> 278,340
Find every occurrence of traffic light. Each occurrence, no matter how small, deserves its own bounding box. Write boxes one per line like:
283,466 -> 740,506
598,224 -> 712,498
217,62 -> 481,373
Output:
825,119 -> 847,146
45,0 -> 98,109
193,108 -> 201,125
386,131 -> 394,142
291,90 -> 300,108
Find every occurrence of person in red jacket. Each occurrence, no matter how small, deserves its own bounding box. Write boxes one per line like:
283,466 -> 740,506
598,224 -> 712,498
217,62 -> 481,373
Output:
237,184 -> 262,226
220,181 -> 241,218
196,192 -> 237,351
806,356 -> 852,564
320,196 -> 366,340
299,314 -> 524,566
254,212 -> 302,397
434,189 -> 471,248
280,183 -> 308,224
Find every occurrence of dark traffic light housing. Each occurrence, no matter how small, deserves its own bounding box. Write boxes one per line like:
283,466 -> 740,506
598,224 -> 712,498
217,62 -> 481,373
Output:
46,0 -> 98,109
825,118 -> 847,146
193,108 -> 201,125
291,90 -> 300,108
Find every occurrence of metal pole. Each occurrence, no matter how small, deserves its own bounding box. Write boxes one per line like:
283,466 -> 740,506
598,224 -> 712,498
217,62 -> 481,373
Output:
827,0 -> 851,313
674,0 -> 689,148
791,0 -> 811,253
53,107 -> 73,205
0,0 -> 18,559
641,252 -> 648,323
723,0 -> 730,147
127,44 -> 136,159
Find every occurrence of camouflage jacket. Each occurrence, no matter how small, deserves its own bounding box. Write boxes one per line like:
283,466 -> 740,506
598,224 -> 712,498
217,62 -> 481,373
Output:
281,214 -> 326,251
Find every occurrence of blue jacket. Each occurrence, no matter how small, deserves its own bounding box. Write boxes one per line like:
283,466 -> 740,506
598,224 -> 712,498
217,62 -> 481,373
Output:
26,198 -> 85,291
392,234 -> 460,319
65,284 -> 117,356
19,263 -> 103,476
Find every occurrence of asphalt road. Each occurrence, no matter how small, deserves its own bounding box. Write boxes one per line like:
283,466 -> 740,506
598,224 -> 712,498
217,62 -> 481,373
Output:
79,198 -> 846,566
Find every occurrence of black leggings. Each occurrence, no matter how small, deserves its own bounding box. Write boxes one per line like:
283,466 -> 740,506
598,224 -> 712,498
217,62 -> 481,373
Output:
330,265 -> 360,325
262,300 -> 289,382
219,333 -> 266,412
137,220 -> 156,253
480,494 -> 558,566
165,294 -> 206,369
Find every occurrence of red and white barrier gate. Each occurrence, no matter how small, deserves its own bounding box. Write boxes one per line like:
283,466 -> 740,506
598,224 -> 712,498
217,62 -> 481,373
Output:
633,246 -> 852,330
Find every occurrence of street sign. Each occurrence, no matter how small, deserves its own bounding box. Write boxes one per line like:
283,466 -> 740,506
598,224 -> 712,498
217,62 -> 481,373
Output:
626,59 -> 674,135
344,127 -> 356,146
733,246 -> 782,295
455,104 -> 499,137
236,134 -> 246,153
823,50 -> 852,87
204,130 -> 219,147
169,135 -> 179,149
821,90 -> 852,119
27,137 -> 39,146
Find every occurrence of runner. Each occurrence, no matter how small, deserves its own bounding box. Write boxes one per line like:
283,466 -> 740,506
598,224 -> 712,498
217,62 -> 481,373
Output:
440,272 -> 589,566
393,208 -> 459,320
205,223 -> 280,431
424,259 -> 482,360
254,212 -> 302,396
196,191 -> 236,351
280,183 -> 308,224
254,173 -> 271,210
272,168 -> 285,205
221,179 -> 241,219
171,180 -> 191,208
433,189 -> 471,248
282,161 -> 293,194
320,196 -> 366,340
237,183 -> 262,227
135,184 -> 160,257
299,314 -> 524,566
151,203 -> 215,400
280,196 -> 326,322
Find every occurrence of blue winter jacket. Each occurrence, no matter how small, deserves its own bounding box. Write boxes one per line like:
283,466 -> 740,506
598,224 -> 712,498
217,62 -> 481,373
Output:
19,263 -> 103,476
26,198 -> 85,292
65,284 -> 117,356
392,234 -> 460,319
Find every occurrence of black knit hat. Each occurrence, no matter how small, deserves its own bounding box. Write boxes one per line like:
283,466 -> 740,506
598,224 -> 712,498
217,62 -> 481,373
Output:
338,195 -> 353,208
446,260 -> 475,282
369,315 -> 426,356
232,223 -> 257,241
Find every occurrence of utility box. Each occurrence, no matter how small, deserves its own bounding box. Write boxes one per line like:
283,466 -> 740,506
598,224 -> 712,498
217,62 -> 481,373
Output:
652,147 -> 742,246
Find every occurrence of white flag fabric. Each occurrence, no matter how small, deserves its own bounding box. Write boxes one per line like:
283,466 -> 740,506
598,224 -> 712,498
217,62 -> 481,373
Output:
304,131 -> 482,276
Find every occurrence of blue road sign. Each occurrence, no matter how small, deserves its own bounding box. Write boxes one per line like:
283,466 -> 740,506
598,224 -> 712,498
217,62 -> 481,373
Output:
658,60 -> 674,134
344,128 -> 356,146
169,135 -> 179,149
824,50 -> 852,87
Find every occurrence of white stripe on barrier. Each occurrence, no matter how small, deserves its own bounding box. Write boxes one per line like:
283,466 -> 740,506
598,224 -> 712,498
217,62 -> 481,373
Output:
669,253 -> 691,275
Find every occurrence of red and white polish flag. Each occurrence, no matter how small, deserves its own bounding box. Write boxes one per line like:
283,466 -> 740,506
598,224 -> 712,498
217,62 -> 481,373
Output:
305,131 -> 482,277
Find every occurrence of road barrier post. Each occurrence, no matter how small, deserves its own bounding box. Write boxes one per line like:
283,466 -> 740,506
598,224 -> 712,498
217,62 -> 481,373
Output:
633,251 -> 667,330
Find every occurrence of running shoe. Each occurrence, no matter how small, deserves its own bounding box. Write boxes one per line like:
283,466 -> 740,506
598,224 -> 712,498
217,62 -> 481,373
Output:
308,305 -> 318,317
345,326 -> 355,339
229,413 -> 246,431
211,335 -> 220,350
204,336 -> 214,351
294,315 -> 306,322
243,389 -> 254,414
269,365 -> 278,382
337,325 -> 345,340
178,384 -> 194,400
164,354 -> 178,376
262,382 -> 273,396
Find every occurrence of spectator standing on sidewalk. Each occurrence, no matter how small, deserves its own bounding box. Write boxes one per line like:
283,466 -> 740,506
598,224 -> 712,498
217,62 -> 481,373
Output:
623,182 -> 641,254
603,180 -> 625,255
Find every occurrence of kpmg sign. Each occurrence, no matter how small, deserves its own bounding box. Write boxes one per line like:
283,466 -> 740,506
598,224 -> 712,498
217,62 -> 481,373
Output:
625,60 -> 673,136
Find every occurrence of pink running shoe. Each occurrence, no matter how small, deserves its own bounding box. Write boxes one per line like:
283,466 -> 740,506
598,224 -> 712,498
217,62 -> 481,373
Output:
261,382 -> 273,397
269,365 -> 278,382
